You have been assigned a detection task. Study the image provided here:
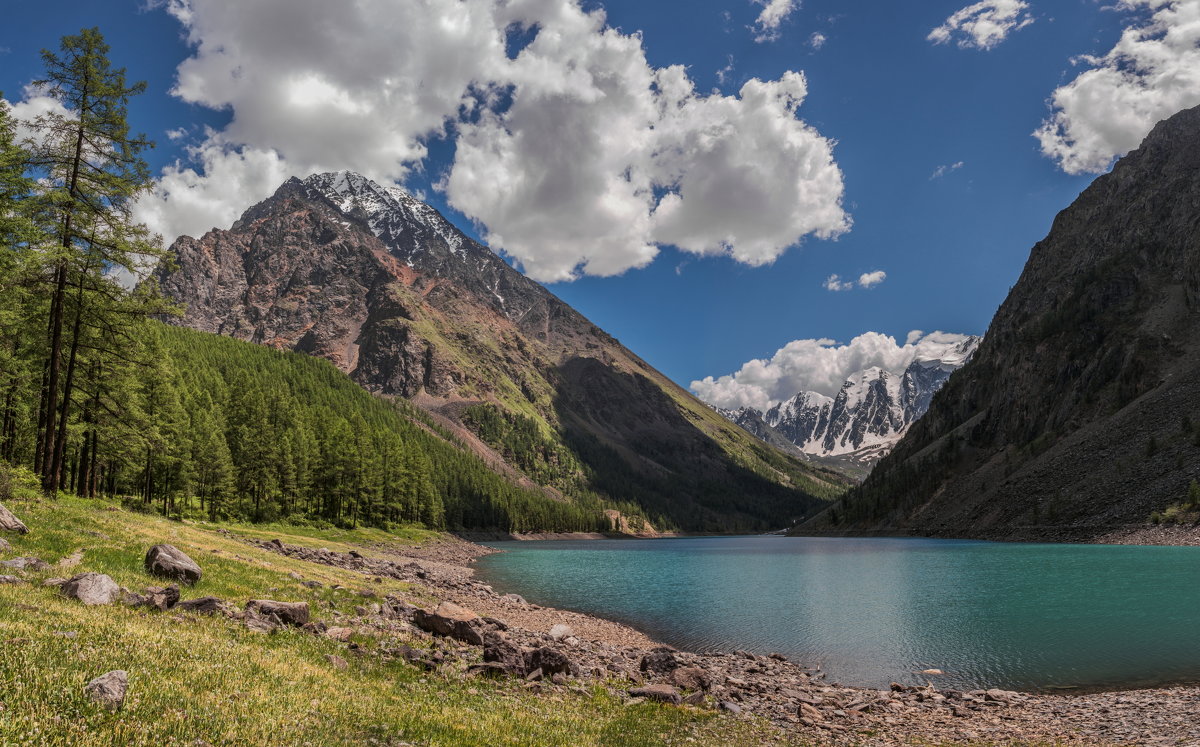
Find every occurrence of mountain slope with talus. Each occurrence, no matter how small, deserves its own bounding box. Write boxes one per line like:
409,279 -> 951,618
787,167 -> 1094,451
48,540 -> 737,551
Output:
159,172 -> 851,531
801,104 -> 1200,540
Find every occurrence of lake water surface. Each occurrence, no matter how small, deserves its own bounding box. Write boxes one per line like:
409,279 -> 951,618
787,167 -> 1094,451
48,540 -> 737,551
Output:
473,535 -> 1200,691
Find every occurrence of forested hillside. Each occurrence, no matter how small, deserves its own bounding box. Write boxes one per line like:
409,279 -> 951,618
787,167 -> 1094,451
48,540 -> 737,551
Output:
1,28 -> 845,534
0,29 -> 645,534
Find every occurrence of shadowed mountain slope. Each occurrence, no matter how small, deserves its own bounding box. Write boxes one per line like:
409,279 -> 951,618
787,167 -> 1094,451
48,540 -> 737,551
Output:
802,105 -> 1200,540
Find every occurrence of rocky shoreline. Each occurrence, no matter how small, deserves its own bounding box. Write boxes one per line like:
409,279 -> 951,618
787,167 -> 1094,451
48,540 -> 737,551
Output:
237,531 -> 1199,746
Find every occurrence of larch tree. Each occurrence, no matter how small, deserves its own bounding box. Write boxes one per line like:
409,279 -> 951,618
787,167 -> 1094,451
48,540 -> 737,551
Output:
28,27 -> 165,494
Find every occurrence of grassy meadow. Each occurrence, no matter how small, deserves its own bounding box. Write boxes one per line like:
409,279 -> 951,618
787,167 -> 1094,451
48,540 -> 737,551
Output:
0,496 -> 792,746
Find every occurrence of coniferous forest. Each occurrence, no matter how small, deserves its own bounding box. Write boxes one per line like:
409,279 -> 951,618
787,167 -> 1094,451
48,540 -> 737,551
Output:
0,28 -> 648,534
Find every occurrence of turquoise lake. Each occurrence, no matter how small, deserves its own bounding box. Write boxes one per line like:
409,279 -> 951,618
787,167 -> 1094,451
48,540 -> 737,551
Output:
473,535 -> 1200,691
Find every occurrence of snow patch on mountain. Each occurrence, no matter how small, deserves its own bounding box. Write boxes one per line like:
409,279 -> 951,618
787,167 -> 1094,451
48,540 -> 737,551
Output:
301,171 -> 466,258
723,335 -> 981,467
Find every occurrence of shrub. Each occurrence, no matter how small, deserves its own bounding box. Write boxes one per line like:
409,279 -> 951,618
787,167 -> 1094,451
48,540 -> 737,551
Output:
0,462 -> 41,503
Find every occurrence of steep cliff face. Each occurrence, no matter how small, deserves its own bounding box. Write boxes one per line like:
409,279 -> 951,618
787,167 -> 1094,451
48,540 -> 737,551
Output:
807,104 -> 1200,539
160,172 -> 850,531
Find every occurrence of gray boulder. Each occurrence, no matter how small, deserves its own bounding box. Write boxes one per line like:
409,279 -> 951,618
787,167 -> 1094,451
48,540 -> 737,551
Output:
84,670 -> 128,710
144,545 -> 202,585
245,599 -> 309,626
0,575 -> 25,584
0,502 -> 27,534
61,572 -> 120,605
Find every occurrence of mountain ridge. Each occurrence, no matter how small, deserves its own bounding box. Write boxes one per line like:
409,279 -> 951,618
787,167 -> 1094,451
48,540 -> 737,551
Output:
803,104 -> 1200,539
713,336 -> 979,473
158,171 -> 851,531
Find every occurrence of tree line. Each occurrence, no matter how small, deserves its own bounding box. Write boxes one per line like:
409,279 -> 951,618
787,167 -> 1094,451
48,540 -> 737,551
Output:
0,28 -> 634,533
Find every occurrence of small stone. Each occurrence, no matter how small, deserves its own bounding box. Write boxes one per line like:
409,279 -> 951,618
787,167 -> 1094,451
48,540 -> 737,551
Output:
639,649 -> 680,675
0,537 -> 10,552
0,557 -> 50,572
682,692 -> 706,706
84,670 -> 128,710
0,575 -> 25,584
526,647 -> 578,678
629,684 -> 682,705
61,572 -> 120,605
41,577 -> 66,587
985,688 -> 1016,703
671,666 -> 711,691
324,626 -> 354,641
921,668 -> 944,675
245,599 -> 309,626
500,593 -> 527,605
141,585 -> 181,611
144,545 -> 203,585
325,654 -> 348,670
176,596 -> 226,615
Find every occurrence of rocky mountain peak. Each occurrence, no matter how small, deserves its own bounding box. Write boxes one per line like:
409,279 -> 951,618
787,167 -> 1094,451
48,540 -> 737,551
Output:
730,336 -> 980,468
157,171 -> 846,531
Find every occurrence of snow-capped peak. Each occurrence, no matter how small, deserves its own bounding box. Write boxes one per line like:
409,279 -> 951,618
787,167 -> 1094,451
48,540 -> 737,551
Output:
300,171 -> 466,258
722,336 -> 979,466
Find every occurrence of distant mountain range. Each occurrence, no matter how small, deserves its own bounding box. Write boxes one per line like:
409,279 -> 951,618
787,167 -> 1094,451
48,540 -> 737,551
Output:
715,337 -> 979,474
158,171 -> 851,531
804,103 -> 1200,540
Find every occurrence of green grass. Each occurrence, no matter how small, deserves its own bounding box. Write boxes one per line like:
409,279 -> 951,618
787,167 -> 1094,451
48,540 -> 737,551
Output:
0,496 -> 793,746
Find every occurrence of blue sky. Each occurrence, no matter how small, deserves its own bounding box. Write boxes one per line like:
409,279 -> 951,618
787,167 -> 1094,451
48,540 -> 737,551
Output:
3,0 -> 1195,408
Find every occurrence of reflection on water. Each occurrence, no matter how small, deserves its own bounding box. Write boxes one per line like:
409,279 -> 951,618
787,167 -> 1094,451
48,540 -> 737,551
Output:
473,535 -> 1200,690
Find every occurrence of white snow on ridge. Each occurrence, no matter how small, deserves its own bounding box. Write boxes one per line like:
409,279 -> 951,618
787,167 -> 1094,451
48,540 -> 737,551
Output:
302,171 -> 468,258
748,335 -> 981,464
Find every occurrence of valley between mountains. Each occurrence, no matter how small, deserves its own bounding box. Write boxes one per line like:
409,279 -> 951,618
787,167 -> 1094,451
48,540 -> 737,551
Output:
7,19 -> 1200,746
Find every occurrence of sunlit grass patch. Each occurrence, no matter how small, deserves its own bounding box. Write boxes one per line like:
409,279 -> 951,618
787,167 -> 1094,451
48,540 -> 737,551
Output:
0,497 -> 786,746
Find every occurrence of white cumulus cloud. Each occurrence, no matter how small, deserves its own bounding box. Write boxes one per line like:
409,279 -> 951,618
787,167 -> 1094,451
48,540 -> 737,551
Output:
1035,0 -> 1200,175
858,270 -> 886,288
823,274 -> 854,292
691,330 -> 974,410
823,270 -> 885,291
752,0 -> 799,42
101,0 -> 849,283
928,0 -> 1034,50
